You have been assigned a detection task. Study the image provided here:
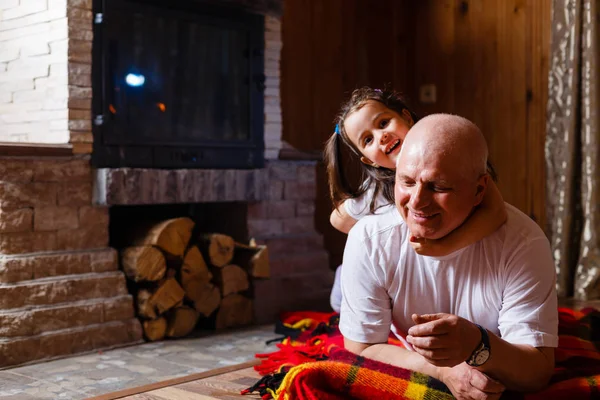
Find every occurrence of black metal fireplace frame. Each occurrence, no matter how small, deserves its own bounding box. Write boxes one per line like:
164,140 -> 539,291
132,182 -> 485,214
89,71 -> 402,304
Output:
91,0 -> 265,169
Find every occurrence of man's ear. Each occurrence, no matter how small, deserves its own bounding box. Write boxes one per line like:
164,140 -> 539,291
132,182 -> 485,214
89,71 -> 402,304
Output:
474,174 -> 490,206
402,109 -> 414,127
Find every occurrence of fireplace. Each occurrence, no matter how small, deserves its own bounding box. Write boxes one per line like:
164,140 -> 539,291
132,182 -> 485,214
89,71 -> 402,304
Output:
0,0 -> 332,369
91,0 -> 266,169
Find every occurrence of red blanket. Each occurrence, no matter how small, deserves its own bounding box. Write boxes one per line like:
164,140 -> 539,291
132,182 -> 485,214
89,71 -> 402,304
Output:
243,308 -> 600,399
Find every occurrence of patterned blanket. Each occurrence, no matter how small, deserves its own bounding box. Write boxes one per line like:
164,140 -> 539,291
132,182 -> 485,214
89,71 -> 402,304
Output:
242,308 -> 600,399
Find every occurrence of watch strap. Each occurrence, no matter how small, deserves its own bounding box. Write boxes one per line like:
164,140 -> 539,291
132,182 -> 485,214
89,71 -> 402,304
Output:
474,324 -> 490,348
466,324 -> 490,366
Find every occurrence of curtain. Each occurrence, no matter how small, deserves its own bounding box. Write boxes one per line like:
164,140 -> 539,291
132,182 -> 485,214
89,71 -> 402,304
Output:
546,0 -> 599,299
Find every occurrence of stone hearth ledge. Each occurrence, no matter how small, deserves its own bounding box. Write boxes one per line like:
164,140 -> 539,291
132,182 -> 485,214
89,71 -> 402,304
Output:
93,168 -> 270,206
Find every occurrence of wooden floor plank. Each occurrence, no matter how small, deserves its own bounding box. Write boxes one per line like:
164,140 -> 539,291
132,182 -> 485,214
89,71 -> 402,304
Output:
114,367 -> 262,400
176,375 -> 252,398
147,386 -> 219,400
90,362 -> 260,400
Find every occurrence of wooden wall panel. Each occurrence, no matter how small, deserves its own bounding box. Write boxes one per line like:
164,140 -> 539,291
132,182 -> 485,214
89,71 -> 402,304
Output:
525,0 -> 551,227
281,0 -> 313,151
281,0 -> 551,268
408,0 -> 456,114
407,0 -> 550,223
282,0 -> 411,268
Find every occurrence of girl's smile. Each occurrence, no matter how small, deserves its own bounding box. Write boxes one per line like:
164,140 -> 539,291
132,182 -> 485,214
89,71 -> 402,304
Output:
385,139 -> 402,154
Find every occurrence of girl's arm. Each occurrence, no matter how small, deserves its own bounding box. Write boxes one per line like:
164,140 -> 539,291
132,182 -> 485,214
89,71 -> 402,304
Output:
330,201 -> 359,234
411,180 -> 507,256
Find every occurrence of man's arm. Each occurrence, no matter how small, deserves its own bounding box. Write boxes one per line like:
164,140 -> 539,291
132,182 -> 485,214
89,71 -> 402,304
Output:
485,233 -> 557,391
344,337 -> 443,380
345,336 -> 505,399
407,313 -> 555,392
480,334 -> 554,392
339,223 -> 443,377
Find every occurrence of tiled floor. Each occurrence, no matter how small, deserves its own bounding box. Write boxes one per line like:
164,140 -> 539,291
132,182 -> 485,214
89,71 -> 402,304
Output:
0,325 -> 278,400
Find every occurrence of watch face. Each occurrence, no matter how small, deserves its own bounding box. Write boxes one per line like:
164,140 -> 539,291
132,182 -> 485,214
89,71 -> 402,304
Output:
475,349 -> 490,365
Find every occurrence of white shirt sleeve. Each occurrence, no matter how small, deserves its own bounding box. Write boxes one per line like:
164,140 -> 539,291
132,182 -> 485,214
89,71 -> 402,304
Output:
344,184 -> 393,220
338,226 -> 393,344
343,191 -> 373,220
498,236 -> 559,348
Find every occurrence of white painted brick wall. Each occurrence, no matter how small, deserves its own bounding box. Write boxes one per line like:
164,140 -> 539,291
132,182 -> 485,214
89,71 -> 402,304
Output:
264,15 -> 282,160
0,0 -> 68,143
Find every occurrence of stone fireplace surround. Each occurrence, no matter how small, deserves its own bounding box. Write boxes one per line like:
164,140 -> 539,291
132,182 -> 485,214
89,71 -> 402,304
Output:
0,0 -> 332,369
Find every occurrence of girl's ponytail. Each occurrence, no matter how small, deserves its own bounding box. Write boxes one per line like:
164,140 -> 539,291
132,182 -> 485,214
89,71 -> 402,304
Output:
324,130 -> 352,207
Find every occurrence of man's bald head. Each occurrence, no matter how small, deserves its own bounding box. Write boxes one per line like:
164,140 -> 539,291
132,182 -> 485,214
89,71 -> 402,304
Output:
398,114 -> 488,182
394,113 -> 491,240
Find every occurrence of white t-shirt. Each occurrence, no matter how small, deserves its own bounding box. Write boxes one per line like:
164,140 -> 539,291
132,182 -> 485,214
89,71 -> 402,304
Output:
344,182 -> 393,220
339,203 -> 559,349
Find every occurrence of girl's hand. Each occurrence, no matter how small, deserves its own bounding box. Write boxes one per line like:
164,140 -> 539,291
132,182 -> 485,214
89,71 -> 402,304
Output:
409,236 -> 452,257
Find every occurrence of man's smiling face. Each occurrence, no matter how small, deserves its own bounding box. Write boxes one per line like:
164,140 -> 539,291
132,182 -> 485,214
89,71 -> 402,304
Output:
394,116 -> 487,240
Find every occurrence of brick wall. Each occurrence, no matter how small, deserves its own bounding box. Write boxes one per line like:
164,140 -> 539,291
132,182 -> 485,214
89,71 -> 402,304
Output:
0,0 -> 283,160
0,0 -> 70,143
66,0 -> 93,154
0,157 -> 330,367
0,155 -> 142,368
263,15 -> 283,159
248,161 -> 333,323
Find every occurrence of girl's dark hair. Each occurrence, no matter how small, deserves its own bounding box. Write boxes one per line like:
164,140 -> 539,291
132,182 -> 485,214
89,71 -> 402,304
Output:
324,86 -> 419,214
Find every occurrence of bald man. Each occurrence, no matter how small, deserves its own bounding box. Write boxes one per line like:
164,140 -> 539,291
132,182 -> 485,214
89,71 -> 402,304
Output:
339,114 -> 558,399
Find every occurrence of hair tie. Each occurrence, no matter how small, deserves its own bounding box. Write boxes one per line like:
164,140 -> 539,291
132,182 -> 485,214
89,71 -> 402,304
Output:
334,124 -> 341,135
374,88 -> 382,93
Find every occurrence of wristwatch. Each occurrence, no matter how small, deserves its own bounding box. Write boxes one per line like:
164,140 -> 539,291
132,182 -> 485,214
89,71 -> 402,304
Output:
466,324 -> 491,367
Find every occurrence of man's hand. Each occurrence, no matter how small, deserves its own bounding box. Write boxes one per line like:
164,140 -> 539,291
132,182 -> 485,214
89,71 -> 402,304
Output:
441,363 -> 505,400
406,313 -> 481,367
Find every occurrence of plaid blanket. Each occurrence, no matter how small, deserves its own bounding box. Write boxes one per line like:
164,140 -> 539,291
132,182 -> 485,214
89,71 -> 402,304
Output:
242,307 -> 600,399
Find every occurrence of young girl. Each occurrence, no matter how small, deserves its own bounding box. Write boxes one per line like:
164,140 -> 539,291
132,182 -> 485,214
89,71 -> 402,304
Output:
324,87 -> 506,312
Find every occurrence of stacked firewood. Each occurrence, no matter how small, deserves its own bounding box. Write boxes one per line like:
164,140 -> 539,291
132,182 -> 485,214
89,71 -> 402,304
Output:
119,217 -> 269,341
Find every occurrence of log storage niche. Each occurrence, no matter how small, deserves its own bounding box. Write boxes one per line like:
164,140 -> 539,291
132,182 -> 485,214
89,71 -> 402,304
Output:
118,217 -> 270,341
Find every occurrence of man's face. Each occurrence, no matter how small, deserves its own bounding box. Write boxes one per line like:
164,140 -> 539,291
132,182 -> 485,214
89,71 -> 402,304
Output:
394,143 -> 484,240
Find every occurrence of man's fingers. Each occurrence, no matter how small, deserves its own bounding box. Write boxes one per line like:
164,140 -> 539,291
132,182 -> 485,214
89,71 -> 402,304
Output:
406,334 -> 445,349
411,313 -> 441,324
411,346 -> 452,362
411,313 -> 422,324
469,370 -> 505,394
415,313 -> 444,322
408,317 -> 448,336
